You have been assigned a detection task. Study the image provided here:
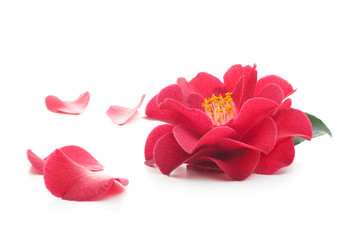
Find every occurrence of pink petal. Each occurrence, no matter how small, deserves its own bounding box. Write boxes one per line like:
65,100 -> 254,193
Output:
43,149 -> 128,201
255,75 -> 294,98
275,108 -> 313,140
60,145 -> 104,171
153,133 -> 191,175
107,94 -> 145,125
200,148 -> 260,181
45,91 -> 90,115
27,149 -> 45,173
232,98 -> 279,135
27,146 -> 104,173
173,124 -> 237,154
144,124 -> 174,161
188,72 -> 225,98
256,83 -> 285,105
254,137 -> 295,174
158,98 -> 213,135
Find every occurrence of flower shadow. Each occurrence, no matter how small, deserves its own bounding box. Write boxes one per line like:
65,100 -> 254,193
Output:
171,166 -> 232,182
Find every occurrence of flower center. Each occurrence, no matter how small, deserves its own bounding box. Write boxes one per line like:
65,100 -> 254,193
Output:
202,92 -> 237,126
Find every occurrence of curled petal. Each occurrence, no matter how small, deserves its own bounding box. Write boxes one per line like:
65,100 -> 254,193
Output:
144,124 -> 174,161
254,137 -> 295,174
223,64 -> 244,92
173,124 -> 237,154
232,98 -> 279,136
159,98 -> 213,135
188,72 -> 225,98
156,84 -> 184,105
240,117 -> 277,154
281,98 -> 292,109
237,65 -> 257,109
27,149 -> 45,173
275,108 -> 312,140
255,75 -> 294,98
256,83 -> 284,105
27,146 -> 104,173
153,133 -> 191,175
45,91 -> 90,115
200,148 -> 260,181
44,149 -> 128,201
107,94 -> 145,125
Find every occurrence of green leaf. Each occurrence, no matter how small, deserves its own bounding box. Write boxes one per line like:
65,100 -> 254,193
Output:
294,112 -> 332,145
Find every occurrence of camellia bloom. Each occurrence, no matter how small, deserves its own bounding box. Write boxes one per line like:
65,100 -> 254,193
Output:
144,64 -> 312,180
45,91 -> 90,114
28,146 -> 128,201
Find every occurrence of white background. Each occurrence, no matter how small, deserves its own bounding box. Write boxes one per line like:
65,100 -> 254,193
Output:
0,0 -> 359,239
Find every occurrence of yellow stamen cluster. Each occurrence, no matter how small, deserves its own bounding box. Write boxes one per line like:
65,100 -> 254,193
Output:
202,92 -> 237,126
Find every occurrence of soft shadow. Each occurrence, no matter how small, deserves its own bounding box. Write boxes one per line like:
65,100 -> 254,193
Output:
93,182 -> 127,201
28,166 -> 42,175
272,167 -> 291,175
171,166 -> 232,182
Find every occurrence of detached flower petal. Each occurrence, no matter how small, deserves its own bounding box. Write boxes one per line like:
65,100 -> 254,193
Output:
45,91 -> 90,115
44,149 -> 128,201
107,94 -> 145,125
27,145 -> 104,173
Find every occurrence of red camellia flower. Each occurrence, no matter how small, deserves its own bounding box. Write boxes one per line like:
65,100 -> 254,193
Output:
144,64 -> 313,180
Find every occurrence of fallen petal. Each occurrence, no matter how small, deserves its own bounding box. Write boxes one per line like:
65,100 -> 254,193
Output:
44,149 -> 128,201
107,94 -> 145,125
27,149 -> 45,173
45,91 -> 90,115
27,145 -> 104,173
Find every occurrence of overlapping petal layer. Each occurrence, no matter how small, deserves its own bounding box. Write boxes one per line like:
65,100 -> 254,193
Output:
27,145 -> 104,173
145,64 -> 313,180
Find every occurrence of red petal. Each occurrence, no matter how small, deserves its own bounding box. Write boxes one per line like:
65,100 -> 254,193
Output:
232,98 -> 279,135
256,83 -> 284,105
223,64 -> 244,92
173,124 -> 237,154
237,65 -> 257,108
144,124 -> 174,160
43,149 -> 128,201
188,72 -> 225,98
281,98 -> 292,109
107,94 -> 145,125
45,91 -> 90,115
159,98 -> 213,135
254,137 -> 295,174
200,148 -> 260,181
27,146 -> 104,173
27,149 -> 45,173
156,84 -> 184,105
153,133 -> 190,175
255,75 -> 294,98
241,117 -> 277,154
275,108 -> 312,140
